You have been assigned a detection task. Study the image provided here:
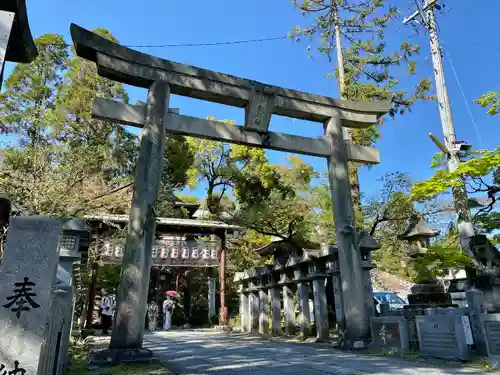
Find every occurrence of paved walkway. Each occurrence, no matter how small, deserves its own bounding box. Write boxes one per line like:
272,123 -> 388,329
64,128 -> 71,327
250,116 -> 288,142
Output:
143,330 -> 489,375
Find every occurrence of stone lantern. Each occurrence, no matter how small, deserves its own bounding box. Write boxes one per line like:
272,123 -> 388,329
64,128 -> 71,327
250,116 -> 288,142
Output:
1,0 -> 38,87
398,214 -> 453,308
397,214 -> 440,258
58,217 -> 91,278
57,217 -> 91,331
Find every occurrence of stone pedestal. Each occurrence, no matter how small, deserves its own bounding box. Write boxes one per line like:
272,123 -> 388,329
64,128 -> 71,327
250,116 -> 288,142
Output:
283,285 -> 296,335
297,281 -> 311,338
313,278 -> 329,341
270,287 -> 282,336
407,283 -> 453,308
249,292 -> 259,333
0,217 -> 62,374
259,289 -> 269,334
240,292 -> 249,332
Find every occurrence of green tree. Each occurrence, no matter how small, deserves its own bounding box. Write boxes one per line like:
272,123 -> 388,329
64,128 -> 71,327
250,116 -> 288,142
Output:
185,117 -> 268,216
231,156 -> 318,244
411,93 -> 500,247
0,34 -> 69,141
291,0 -> 433,220
0,30 -> 195,217
476,91 -> 500,116
413,227 -> 473,283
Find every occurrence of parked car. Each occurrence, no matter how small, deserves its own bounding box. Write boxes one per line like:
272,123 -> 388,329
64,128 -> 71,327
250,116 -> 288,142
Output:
373,291 -> 408,313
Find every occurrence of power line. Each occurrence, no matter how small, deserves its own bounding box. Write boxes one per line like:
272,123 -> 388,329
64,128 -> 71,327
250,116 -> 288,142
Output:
125,36 -> 288,48
445,52 -> 485,149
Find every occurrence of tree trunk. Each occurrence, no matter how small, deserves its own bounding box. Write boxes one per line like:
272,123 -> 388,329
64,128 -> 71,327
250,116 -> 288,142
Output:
349,164 -> 362,212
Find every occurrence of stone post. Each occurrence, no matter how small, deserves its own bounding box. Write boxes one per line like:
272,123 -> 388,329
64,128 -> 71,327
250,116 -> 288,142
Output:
0,216 -> 62,374
258,286 -> 269,335
466,289 -> 488,356
110,81 -> 170,352
283,284 -> 296,335
362,262 -> 376,319
297,268 -> 311,338
312,275 -> 329,341
208,276 -> 216,323
58,247 -> 81,336
240,291 -> 249,332
325,114 -> 369,344
330,256 -> 345,335
270,273 -> 282,336
249,280 -> 259,333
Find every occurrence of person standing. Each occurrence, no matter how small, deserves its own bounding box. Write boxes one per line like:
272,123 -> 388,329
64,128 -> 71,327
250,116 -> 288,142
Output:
162,296 -> 175,330
100,290 -> 113,335
148,300 -> 159,331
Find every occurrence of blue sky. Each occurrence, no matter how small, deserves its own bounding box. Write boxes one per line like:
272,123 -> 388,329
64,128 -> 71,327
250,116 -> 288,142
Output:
3,0 -> 500,200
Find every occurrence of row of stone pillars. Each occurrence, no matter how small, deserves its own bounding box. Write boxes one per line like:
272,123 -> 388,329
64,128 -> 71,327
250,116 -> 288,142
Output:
235,242 -> 377,343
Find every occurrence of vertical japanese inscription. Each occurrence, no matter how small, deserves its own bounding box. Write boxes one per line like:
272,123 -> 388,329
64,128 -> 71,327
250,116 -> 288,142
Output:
3,277 -> 40,318
0,360 -> 26,374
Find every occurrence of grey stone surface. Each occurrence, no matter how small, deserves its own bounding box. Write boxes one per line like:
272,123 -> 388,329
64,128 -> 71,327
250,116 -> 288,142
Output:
481,313 -> 500,355
71,24 -> 391,122
466,289 -> 487,356
363,268 -> 376,318
270,287 -> 282,336
240,293 -> 249,332
143,330 -> 489,374
312,278 -> 329,341
415,315 -> 472,361
110,81 -> 170,350
325,115 -> 369,344
330,272 -> 345,334
0,216 -> 62,374
297,282 -> 311,338
39,288 -> 72,375
370,316 -> 409,353
249,292 -> 259,334
259,289 -> 269,335
283,285 -> 296,336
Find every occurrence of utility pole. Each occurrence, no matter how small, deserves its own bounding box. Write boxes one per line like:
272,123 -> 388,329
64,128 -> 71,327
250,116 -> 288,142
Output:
333,1 -> 346,100
332,1 -> 351,143
403,0 -> 477,265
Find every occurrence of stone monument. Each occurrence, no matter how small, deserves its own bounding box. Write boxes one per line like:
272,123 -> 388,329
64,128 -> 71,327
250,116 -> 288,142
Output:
0,217 -> 62,374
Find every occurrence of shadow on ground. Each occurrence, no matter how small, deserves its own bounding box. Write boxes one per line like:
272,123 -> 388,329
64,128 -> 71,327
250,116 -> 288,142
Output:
143,330 -> 489,375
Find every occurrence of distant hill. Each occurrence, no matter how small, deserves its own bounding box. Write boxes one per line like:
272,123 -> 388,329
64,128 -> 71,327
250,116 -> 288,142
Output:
371,269 -> 414,296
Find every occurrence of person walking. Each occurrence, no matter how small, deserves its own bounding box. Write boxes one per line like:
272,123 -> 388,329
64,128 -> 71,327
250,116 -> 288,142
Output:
100,290 -> 113,335
162,296 -> 175,330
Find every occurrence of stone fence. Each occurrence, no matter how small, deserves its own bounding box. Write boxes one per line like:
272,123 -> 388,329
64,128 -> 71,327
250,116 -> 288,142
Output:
0,216 -> 80,374
235,244 -> 500,365
234,241 -> 378,342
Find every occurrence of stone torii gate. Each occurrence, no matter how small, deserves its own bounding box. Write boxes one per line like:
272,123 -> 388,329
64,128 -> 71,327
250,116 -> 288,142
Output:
0,0 -> 38,87
70,23 -> 390,355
